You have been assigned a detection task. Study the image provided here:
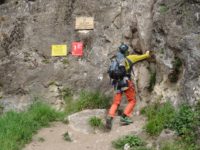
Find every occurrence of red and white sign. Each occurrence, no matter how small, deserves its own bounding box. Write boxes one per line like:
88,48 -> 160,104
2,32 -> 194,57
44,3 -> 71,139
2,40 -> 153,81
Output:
72,42 -> 83,56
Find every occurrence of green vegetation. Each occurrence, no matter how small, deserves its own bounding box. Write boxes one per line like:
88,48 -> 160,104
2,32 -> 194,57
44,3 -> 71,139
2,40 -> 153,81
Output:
161,140 -> 198,150
168,57 -> 182,83
63,132 -> 72,142
159,5 -> 169,13
61,87 -> 73,102
168,103 -> 200,148
0,82 -> 3,89
88,116 -> 103,129
170,105 -> 196,137
147,66 -> 156,92
42,59 -> 50,64
112,135 -> 147,150
141,101 -> 175,136
148,71 -> 156,92
142,101 -> 200,149
48,81 -> 57,86
62,58 -> 69,65
0,101 -> 64,150
160,48 -> 165,54
0,104 -> 4,115
38,137 -> 45,142
63,117 -> 69,124
64,91 -> 110,115
173,57 -> 182,72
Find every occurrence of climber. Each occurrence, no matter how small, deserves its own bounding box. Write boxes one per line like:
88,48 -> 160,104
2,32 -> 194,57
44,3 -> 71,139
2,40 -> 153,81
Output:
106,44 -> 151,130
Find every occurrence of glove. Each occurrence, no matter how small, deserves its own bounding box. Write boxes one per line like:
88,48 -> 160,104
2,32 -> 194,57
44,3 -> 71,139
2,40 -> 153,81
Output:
146,51 -> 150,57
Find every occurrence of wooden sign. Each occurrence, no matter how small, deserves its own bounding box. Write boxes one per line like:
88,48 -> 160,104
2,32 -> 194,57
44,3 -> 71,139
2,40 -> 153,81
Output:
51,45 -> 67,56
75,17 -> 94,30
72,42 -> 83,56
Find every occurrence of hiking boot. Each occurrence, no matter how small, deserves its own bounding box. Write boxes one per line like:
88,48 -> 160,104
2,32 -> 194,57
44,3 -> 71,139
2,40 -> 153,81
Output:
120,116 -> 133,125
105,117 -> 113,130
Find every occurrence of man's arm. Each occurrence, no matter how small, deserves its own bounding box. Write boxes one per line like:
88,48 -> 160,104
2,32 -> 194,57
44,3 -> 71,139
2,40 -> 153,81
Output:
126,51 -> 150,63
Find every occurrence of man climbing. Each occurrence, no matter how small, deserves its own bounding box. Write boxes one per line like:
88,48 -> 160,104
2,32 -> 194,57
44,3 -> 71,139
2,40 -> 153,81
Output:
106,44 -> 151,130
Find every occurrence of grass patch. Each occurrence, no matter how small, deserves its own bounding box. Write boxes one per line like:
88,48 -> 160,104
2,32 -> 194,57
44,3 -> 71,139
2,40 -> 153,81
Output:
159,5 -> 169,13
112,135 -> 147,150
168,57 -> 182,83
48,81 -> 57,86
88,116 -> 103,129
169,105 -> 196,136
0,104 -> 4,115
61,87 -> 73,102
62,59 -> 69,65
38,137 -> 45,142
173,57 -> 182,71
63,117 -> 69,124
64,91 -> 110,115
63,132 -> 72,142
142,101 -> 200,149
168,103 -> 200,147
0,101 -> 64,150
161,140 -> 198,150
42,59 -> 50,64
148,71 -> 156,92
141,101 -> 175,136
160,48 -> 165,54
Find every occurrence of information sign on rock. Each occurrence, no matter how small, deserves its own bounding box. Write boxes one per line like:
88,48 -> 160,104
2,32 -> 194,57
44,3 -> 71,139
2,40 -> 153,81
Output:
72,42 -> 83,57
51,45 -> 67,56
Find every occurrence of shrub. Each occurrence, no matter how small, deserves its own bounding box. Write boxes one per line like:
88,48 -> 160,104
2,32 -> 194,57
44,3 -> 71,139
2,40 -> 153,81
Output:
142,101 -> 200,149
112,135 -> 146,150
168,104 -> 200,145
65,91 -> 110,115
0,101 -> 64,150
141,101 -> 175,136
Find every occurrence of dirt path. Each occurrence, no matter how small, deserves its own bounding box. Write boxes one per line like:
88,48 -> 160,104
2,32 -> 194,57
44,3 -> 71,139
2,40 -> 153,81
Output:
23,115 -> 146,150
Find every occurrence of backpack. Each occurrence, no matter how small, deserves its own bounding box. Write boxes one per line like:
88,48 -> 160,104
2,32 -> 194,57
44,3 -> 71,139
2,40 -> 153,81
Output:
108,52 -> 126,80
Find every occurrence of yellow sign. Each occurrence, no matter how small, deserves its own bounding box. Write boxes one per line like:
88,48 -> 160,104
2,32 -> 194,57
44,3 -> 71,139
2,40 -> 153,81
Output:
51,45 -> 67,56
75,17 -> 94,30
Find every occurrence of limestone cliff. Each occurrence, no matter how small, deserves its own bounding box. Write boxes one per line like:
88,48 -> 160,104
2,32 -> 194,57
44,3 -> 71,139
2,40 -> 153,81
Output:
0,0 -> 199,111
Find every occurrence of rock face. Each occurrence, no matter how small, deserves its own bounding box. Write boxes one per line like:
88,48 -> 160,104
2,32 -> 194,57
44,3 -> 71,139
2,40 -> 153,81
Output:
152,0 -> 200,105
0,0 -> 199,111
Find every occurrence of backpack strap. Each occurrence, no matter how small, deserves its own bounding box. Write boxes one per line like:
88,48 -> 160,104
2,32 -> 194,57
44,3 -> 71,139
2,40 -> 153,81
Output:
126,58 -> 133,67
125,57 -> 134,75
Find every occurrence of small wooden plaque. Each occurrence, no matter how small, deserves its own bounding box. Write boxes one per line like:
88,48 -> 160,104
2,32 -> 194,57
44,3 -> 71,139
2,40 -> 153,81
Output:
75,17 -> 94,30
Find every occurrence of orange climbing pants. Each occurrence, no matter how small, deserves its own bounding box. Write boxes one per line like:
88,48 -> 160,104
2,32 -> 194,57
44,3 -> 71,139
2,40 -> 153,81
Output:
108,80 -> 136,117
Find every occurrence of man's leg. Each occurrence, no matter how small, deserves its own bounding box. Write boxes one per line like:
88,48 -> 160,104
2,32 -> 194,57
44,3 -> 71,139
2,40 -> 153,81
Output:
106,93 -> 122,129
108,93 -> 122,117
121,81 -> 136,125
